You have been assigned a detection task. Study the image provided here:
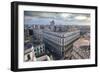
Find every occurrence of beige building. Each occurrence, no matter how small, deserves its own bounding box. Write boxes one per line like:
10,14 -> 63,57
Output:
72,38 -> 90,59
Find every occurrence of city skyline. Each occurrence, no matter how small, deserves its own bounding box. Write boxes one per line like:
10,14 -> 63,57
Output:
24,11 -> 90,62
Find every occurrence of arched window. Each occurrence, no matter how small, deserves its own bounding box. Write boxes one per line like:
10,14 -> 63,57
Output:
27,54 -> 31,61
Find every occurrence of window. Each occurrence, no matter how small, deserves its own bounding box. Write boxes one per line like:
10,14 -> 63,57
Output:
27,54 -> 31,61
43,48 -> 45,53
34,49 -> 36,52
40,47 -> 43,53
37,48 -> 40,55
40,47 -> 42,49
43,45 -> 45,49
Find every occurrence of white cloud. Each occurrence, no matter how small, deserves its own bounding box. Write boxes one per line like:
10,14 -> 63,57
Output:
60,13 -> 71,18
24,11 -> 90,26
74,15 -> 89,20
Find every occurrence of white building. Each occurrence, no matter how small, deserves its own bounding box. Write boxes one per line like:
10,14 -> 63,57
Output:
24,41 -> 50,61
24,42 -> 36,62
33,43 -> 45,57
33,43 -> 51,61
43,30 -> 80,46
43,30 -> 80,60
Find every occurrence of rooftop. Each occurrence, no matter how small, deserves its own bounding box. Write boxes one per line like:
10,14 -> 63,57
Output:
73,37 -> 90,49
24,42 -> 33,50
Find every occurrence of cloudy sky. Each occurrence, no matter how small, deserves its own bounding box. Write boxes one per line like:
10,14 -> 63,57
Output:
24,11 -> 90,25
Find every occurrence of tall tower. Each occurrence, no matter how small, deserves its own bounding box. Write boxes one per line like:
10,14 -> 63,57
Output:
50,20 -> 55,26
50,20 -> 55,31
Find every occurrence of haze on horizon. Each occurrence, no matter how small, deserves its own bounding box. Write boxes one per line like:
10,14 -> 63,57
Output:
24,11 -> 91,26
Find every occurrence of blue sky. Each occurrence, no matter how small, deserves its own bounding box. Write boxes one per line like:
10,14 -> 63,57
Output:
24,11 -> 90,25
24,17 -> 66,25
